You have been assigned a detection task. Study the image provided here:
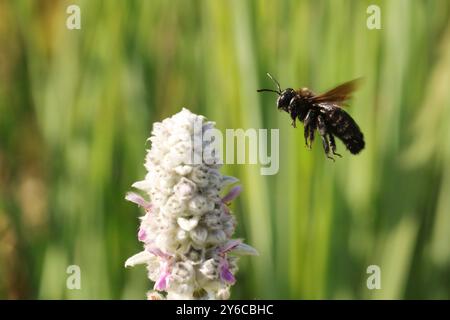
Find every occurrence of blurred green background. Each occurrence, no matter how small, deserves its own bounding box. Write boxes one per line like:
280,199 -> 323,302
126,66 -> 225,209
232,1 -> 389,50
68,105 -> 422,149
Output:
1,0 -> 449,299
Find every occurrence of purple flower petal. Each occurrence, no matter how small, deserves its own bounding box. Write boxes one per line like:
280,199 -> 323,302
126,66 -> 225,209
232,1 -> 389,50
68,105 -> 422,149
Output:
221,203 -> 230,215
125,192 -> 152,211
217,239 -> 243,255
219,260 -> 236,284
222,203 -> 230,214
221,185 -> 242,203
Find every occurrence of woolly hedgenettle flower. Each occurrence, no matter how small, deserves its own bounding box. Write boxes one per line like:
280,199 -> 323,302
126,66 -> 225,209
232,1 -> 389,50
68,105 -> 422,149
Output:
125,108 -> 258,300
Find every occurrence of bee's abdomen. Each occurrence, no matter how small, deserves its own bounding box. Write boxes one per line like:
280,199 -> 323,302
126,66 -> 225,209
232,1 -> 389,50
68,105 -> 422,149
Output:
325,108 -> 365,154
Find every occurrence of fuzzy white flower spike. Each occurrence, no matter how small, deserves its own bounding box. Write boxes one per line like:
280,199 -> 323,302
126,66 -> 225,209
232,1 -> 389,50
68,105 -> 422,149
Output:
125,108 -> 257,300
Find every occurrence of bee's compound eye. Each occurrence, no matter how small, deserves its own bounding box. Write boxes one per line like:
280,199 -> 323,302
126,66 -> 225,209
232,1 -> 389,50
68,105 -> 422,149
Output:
277,90 -> 294,109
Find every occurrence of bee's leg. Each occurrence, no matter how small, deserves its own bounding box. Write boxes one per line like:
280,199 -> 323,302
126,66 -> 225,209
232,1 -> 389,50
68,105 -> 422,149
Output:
288,97 -> 301,128
309,119 -> 316,148
303,110 -> 316,149
290,111 -> 297,128
328,134 -> 342,157
303,126 -> 310,148
317,115 -> 334,161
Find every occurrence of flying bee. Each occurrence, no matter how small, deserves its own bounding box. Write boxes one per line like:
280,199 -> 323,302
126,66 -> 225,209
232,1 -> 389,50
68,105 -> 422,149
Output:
257,73 -> 365,160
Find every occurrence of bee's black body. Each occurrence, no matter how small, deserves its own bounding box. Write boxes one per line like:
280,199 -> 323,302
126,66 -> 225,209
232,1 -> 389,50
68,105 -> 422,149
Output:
258,74 -> 365,160
322,106 -> 365,155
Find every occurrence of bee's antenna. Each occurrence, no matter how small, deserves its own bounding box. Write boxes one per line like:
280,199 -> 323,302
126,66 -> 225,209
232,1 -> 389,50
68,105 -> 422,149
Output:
257,88 -> 280,94
257,73 -> 282,95
266,73 -> 282,93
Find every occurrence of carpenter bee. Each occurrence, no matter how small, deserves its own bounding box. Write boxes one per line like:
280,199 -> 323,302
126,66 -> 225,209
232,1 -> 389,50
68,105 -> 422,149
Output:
257,73 -> 365,160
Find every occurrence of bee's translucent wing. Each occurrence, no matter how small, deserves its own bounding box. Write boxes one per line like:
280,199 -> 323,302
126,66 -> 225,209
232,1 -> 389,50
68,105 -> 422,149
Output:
312,78 -> 363,106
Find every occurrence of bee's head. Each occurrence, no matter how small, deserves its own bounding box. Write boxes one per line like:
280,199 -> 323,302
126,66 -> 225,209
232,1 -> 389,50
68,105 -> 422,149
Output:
276,88 -> 295,111
258,73 -> 294,111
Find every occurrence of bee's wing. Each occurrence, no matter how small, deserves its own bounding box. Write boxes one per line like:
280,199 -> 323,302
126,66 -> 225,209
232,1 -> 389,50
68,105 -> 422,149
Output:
312,78 -> 363,106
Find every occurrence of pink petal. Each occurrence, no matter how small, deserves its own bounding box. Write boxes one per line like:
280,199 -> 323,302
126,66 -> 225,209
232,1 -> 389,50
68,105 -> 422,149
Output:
138,228 -> 147,242
154,262 -> 171,291
221,186 -> 242,203
125,192 -> 152,211
154,271 -> 169,291
147,247 -> 172,259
